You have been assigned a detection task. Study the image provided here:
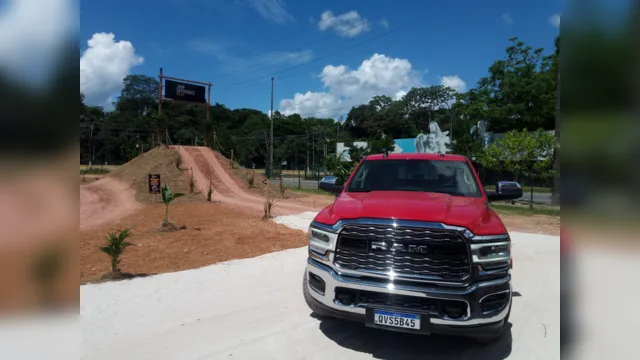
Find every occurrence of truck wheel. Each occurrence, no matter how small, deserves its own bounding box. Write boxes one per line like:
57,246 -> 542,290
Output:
302,270 -> 329,318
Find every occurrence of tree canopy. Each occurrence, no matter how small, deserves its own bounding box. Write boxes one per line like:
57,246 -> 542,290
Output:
80,37 -> 559,176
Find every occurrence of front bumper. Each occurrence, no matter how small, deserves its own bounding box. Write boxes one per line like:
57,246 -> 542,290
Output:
306,257 -> 512,337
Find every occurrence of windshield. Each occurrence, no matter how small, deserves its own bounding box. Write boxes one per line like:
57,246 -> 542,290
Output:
346,159 -> 482,197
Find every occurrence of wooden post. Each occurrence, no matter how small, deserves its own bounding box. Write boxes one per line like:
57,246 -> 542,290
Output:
158,67 -> 163,145
207,83 -> 211,121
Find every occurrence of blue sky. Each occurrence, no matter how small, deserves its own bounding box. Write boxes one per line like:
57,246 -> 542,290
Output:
79,0 -> 561,117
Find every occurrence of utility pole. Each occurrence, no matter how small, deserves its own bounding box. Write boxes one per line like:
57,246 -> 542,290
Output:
269,77 -> 274,179
337,117 -> 341,155
306,134 -> 310,174
158,67 -> 163,145
88,121 -> 95,170
312,132 -> 315,180
136,133 -> 140,156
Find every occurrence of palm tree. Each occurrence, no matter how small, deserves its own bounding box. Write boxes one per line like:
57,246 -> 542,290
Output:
100,228 -> 133,274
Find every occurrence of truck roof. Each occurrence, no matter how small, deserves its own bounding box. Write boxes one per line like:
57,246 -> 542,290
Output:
364,153 -> 469,162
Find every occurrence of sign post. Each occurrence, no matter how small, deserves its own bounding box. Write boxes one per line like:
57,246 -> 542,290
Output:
149,174 -> 161,203
157,68 -> 212,145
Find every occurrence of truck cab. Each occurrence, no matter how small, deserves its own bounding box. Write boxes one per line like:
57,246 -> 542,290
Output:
303,153 -> 523,342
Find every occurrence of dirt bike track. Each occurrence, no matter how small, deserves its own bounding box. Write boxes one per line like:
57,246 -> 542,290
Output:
175,146 -> 320,217
80,146 -> 326,229
80,177 -> 142,229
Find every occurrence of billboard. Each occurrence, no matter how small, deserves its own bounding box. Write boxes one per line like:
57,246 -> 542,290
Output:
164,79 -> 206,103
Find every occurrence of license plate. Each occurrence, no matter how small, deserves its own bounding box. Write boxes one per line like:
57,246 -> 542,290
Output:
373,310 -> 420,330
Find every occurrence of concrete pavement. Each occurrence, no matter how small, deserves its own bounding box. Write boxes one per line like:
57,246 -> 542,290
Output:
81,230 -> 560,359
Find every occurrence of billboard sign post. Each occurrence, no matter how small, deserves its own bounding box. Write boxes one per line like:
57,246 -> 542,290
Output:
157,68 -> 212,145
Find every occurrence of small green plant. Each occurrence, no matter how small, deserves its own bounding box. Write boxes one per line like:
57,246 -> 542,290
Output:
207,171 -> 213,201
100,228 -> 134,274
189,168 -> 195,193
247,171 -> 255,188
161,184 -> 185,225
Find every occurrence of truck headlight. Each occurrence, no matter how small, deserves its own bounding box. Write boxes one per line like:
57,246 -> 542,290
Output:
470,240 -> 511,263
308,226 -> 338,255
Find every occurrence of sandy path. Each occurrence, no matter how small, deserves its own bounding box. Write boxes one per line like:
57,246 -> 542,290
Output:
175,146 -> 322,216
80,177 -> 142,229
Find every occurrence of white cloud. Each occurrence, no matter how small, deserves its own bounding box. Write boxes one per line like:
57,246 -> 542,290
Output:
440,75 -> 466,93
380,18 -> 389,29
394,90 -> 407,100
317,10 -> 370,37
246,0 -> 295,25
549,13 -> 561,28
279,53 -> 421,117
0,0 -> 77,87
501,13 -> 514,25
80,33 -> 144,108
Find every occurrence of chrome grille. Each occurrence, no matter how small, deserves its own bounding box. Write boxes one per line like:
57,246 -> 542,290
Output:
334,224 -> 471,280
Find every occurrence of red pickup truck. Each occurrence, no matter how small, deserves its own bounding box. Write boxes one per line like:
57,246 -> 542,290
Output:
303,152 -> 522,343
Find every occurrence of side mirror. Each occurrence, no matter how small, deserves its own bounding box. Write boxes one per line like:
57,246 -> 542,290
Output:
486,181 -> 523,202
319,176 -> 344,195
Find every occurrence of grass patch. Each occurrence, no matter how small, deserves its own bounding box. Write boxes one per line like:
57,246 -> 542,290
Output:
491,203 -> 560,217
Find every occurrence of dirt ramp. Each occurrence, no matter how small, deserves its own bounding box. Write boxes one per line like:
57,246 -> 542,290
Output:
175,146 -> 323,216
80,177 -> 142,229
108,147 -> 191,203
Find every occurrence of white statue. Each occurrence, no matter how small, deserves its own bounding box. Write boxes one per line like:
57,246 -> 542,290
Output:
414,121 -> 450,153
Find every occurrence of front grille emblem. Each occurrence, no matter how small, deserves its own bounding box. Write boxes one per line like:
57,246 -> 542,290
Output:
371,241 -> 429,254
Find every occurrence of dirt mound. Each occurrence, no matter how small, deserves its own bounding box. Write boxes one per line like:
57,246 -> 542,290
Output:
80,177 -> 142,229
107,146 -> 198,204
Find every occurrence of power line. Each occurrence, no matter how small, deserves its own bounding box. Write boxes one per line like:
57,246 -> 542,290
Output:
216,18 -> 373,79
217,16 -> 421,90
223,30 -> 407,93
214,11 -> 344,69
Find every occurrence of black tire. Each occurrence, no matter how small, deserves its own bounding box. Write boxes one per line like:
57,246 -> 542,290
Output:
474,297 -> 512,344
302,270 -> 330,318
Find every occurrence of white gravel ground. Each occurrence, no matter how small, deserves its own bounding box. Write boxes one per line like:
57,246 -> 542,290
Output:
81,213 -> 560,360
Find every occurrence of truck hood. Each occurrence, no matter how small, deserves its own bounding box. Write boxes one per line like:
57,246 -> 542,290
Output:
314,191 -> 507,235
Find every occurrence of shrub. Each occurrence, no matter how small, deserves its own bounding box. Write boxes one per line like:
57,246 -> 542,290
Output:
189,168 -> 195,193
263,196 -> 276,220
100,228 -> 134,274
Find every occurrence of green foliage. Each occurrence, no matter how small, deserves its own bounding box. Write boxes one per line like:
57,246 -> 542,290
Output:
161,184 -> 185,225
479,129 -> 556,181
100,228 -> 134,273
80,37 -> 558,173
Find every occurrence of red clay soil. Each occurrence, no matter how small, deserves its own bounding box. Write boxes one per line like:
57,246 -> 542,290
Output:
80,177 -> 142,230
80,202 -> 308,283
175,146 -> 325,217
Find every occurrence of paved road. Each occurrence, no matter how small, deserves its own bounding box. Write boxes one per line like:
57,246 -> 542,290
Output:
273,178 -> 554,205
81,230 -> 560,360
